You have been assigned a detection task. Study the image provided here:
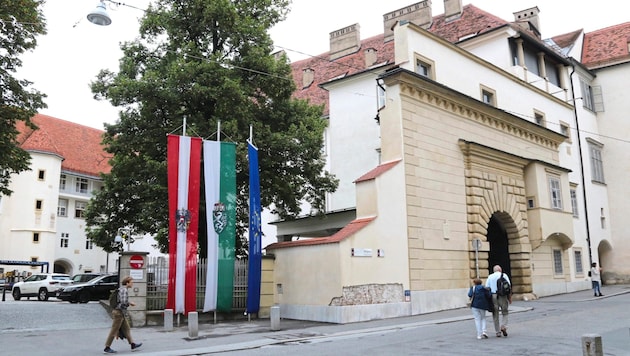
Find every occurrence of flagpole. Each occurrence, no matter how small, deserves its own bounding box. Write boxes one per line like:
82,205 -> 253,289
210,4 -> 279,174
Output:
217,121 -> 221,142
183,116 -> 187,136
249,125 -> 253,143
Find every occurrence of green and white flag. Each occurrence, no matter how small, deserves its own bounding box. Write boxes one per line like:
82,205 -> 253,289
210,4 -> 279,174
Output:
203,140 -> 236,312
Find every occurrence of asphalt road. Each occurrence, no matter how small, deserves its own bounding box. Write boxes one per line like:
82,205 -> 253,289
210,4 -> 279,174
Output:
1,287 -> 629,355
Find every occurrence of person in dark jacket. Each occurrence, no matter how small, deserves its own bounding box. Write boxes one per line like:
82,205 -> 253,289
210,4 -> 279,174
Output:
468,278 -> 492,339
103,276 -> 143,354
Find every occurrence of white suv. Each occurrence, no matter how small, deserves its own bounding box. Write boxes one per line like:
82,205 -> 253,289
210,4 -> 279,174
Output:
12,273 -> 72,301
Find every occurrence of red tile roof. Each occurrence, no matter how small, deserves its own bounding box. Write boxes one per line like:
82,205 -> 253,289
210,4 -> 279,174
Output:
354,159 -> 401,183
582,22 -> 630,68
266,216 -> 376,250
17,114 -> 112,177
290,5 -> 508,115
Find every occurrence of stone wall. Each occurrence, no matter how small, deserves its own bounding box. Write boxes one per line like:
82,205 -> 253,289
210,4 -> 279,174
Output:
329,283 -> 404,306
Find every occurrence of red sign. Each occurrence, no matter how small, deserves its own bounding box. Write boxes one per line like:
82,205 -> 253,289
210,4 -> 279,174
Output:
129,255 -> 144,269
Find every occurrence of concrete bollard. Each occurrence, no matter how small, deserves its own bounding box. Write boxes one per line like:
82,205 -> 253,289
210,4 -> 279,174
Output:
581,334 -> 603,356
270,305 -> 280,331
188,312 -> 199,338
164,309 -> 173,331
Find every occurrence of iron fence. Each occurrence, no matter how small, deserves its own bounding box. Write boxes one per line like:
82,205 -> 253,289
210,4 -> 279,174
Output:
146,257 -> 248,312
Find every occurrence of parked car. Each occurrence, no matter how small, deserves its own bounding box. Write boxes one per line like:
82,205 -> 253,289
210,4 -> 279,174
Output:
70,273 -> 102,284
12,273 -> 72,301
57,274 -> 119,303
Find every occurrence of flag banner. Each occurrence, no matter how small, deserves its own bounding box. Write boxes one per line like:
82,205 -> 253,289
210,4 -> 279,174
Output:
246,141 -> 262,314
166,134 -> 201,315
203,140 -> 237,312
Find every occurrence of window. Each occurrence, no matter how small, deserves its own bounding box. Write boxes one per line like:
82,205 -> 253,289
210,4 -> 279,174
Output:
570,189 -> 578,217
480,85 -> 496,106
580,79 -> 595,111
553,249 -> 563,275
549,176 -> 562,210
57,199 -> 68,217
30,257 -> 38,269
559,121 -> 571,141
35,200 -> 43,210
574,250 -> 584,275
534,110 -> 545,127
86,238 -> 94,250
38,170 -> 45,180
588,141 -> 605,183
33,232 -> 40,243
75,201 -> 87,218
76,178 -> 88,194
59,174 -> 67,190
601,208 -> 606,229
414,53 -> 435,79
527,197 -> 535,209
60,233 -> 69,248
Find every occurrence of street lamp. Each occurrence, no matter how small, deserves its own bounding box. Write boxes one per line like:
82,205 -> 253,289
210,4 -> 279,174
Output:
87,0 -> 147,26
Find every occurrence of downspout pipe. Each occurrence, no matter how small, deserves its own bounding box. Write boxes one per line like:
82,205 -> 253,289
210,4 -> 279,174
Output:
569,59 -> 593,266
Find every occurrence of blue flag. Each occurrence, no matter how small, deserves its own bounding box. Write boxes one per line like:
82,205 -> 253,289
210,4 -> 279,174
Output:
246,141 -> 262,314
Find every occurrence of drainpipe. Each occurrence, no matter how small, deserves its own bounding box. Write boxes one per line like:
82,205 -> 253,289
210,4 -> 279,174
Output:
569,60 -> 593,266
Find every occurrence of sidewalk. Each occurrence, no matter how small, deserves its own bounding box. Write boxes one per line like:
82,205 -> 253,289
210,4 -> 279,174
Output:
114,284 -> 630,355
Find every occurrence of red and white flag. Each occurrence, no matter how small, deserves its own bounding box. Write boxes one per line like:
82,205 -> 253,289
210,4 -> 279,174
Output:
166,134 -> 201,314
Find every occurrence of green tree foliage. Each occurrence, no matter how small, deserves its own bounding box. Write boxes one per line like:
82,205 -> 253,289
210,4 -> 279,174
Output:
0,0 -> 47,196
85,0 -> 338,254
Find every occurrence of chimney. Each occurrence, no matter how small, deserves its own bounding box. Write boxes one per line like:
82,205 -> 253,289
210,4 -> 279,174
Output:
272,50 -> 287,61
443,0 -> 462,22
513,7 -> 541,35
383,1 -> 432,42
365,48 -> 377,67
302,68 -> 314,88
329,24 -> 360,60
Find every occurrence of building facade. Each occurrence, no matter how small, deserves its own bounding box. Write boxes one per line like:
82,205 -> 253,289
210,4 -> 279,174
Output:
267,0 -> 624,323
0,114 -> 159,279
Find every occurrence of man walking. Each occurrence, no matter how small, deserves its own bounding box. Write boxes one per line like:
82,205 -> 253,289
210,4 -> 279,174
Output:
485,265 -> 511,337
103,276 -> 143,353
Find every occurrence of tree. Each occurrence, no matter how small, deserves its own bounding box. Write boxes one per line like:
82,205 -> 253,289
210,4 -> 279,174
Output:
85,0 -> 338,255
0,0 -> 47,196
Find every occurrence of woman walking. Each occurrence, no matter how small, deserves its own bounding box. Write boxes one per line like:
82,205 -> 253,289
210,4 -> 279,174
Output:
467,278 -> 492,339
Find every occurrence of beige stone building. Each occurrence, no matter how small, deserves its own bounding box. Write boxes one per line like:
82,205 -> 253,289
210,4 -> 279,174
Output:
267,1 -> 623,323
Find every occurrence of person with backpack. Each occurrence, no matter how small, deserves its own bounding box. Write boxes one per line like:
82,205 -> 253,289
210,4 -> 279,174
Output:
103,276 -> 143,354
485,265 -> 512,338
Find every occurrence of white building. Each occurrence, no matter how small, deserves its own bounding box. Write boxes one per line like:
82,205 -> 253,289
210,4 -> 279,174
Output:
0,114 -> 161,278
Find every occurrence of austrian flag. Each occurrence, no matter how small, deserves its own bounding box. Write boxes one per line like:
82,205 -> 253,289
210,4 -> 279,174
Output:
166,134 -> 202,315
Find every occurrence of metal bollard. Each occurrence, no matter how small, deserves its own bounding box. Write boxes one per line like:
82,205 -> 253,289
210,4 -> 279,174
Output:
164,309 -> 173,331
581,334 -> 603,356
188,312 -> 199,338
270,305 -> 280,331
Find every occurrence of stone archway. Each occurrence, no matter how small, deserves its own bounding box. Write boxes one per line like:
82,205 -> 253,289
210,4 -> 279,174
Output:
460,141 -> 533,295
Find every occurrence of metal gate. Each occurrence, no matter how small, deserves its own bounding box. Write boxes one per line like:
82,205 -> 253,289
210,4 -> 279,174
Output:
146,257 -> 247,312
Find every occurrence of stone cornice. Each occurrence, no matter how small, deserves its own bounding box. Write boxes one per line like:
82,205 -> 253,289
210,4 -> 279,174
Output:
382,68 -> 567,151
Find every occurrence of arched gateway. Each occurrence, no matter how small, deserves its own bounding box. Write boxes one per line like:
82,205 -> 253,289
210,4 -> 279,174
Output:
460,141 -> 533,295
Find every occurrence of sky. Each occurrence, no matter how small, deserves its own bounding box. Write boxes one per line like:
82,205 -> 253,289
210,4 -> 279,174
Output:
18,0 -> 630,130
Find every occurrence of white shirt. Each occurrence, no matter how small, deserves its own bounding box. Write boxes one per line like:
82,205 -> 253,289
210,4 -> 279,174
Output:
485,271 -> 511,293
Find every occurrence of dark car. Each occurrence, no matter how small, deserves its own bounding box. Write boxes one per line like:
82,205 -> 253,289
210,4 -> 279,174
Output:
70,273 -> 103,284
57,274 -> 119,303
